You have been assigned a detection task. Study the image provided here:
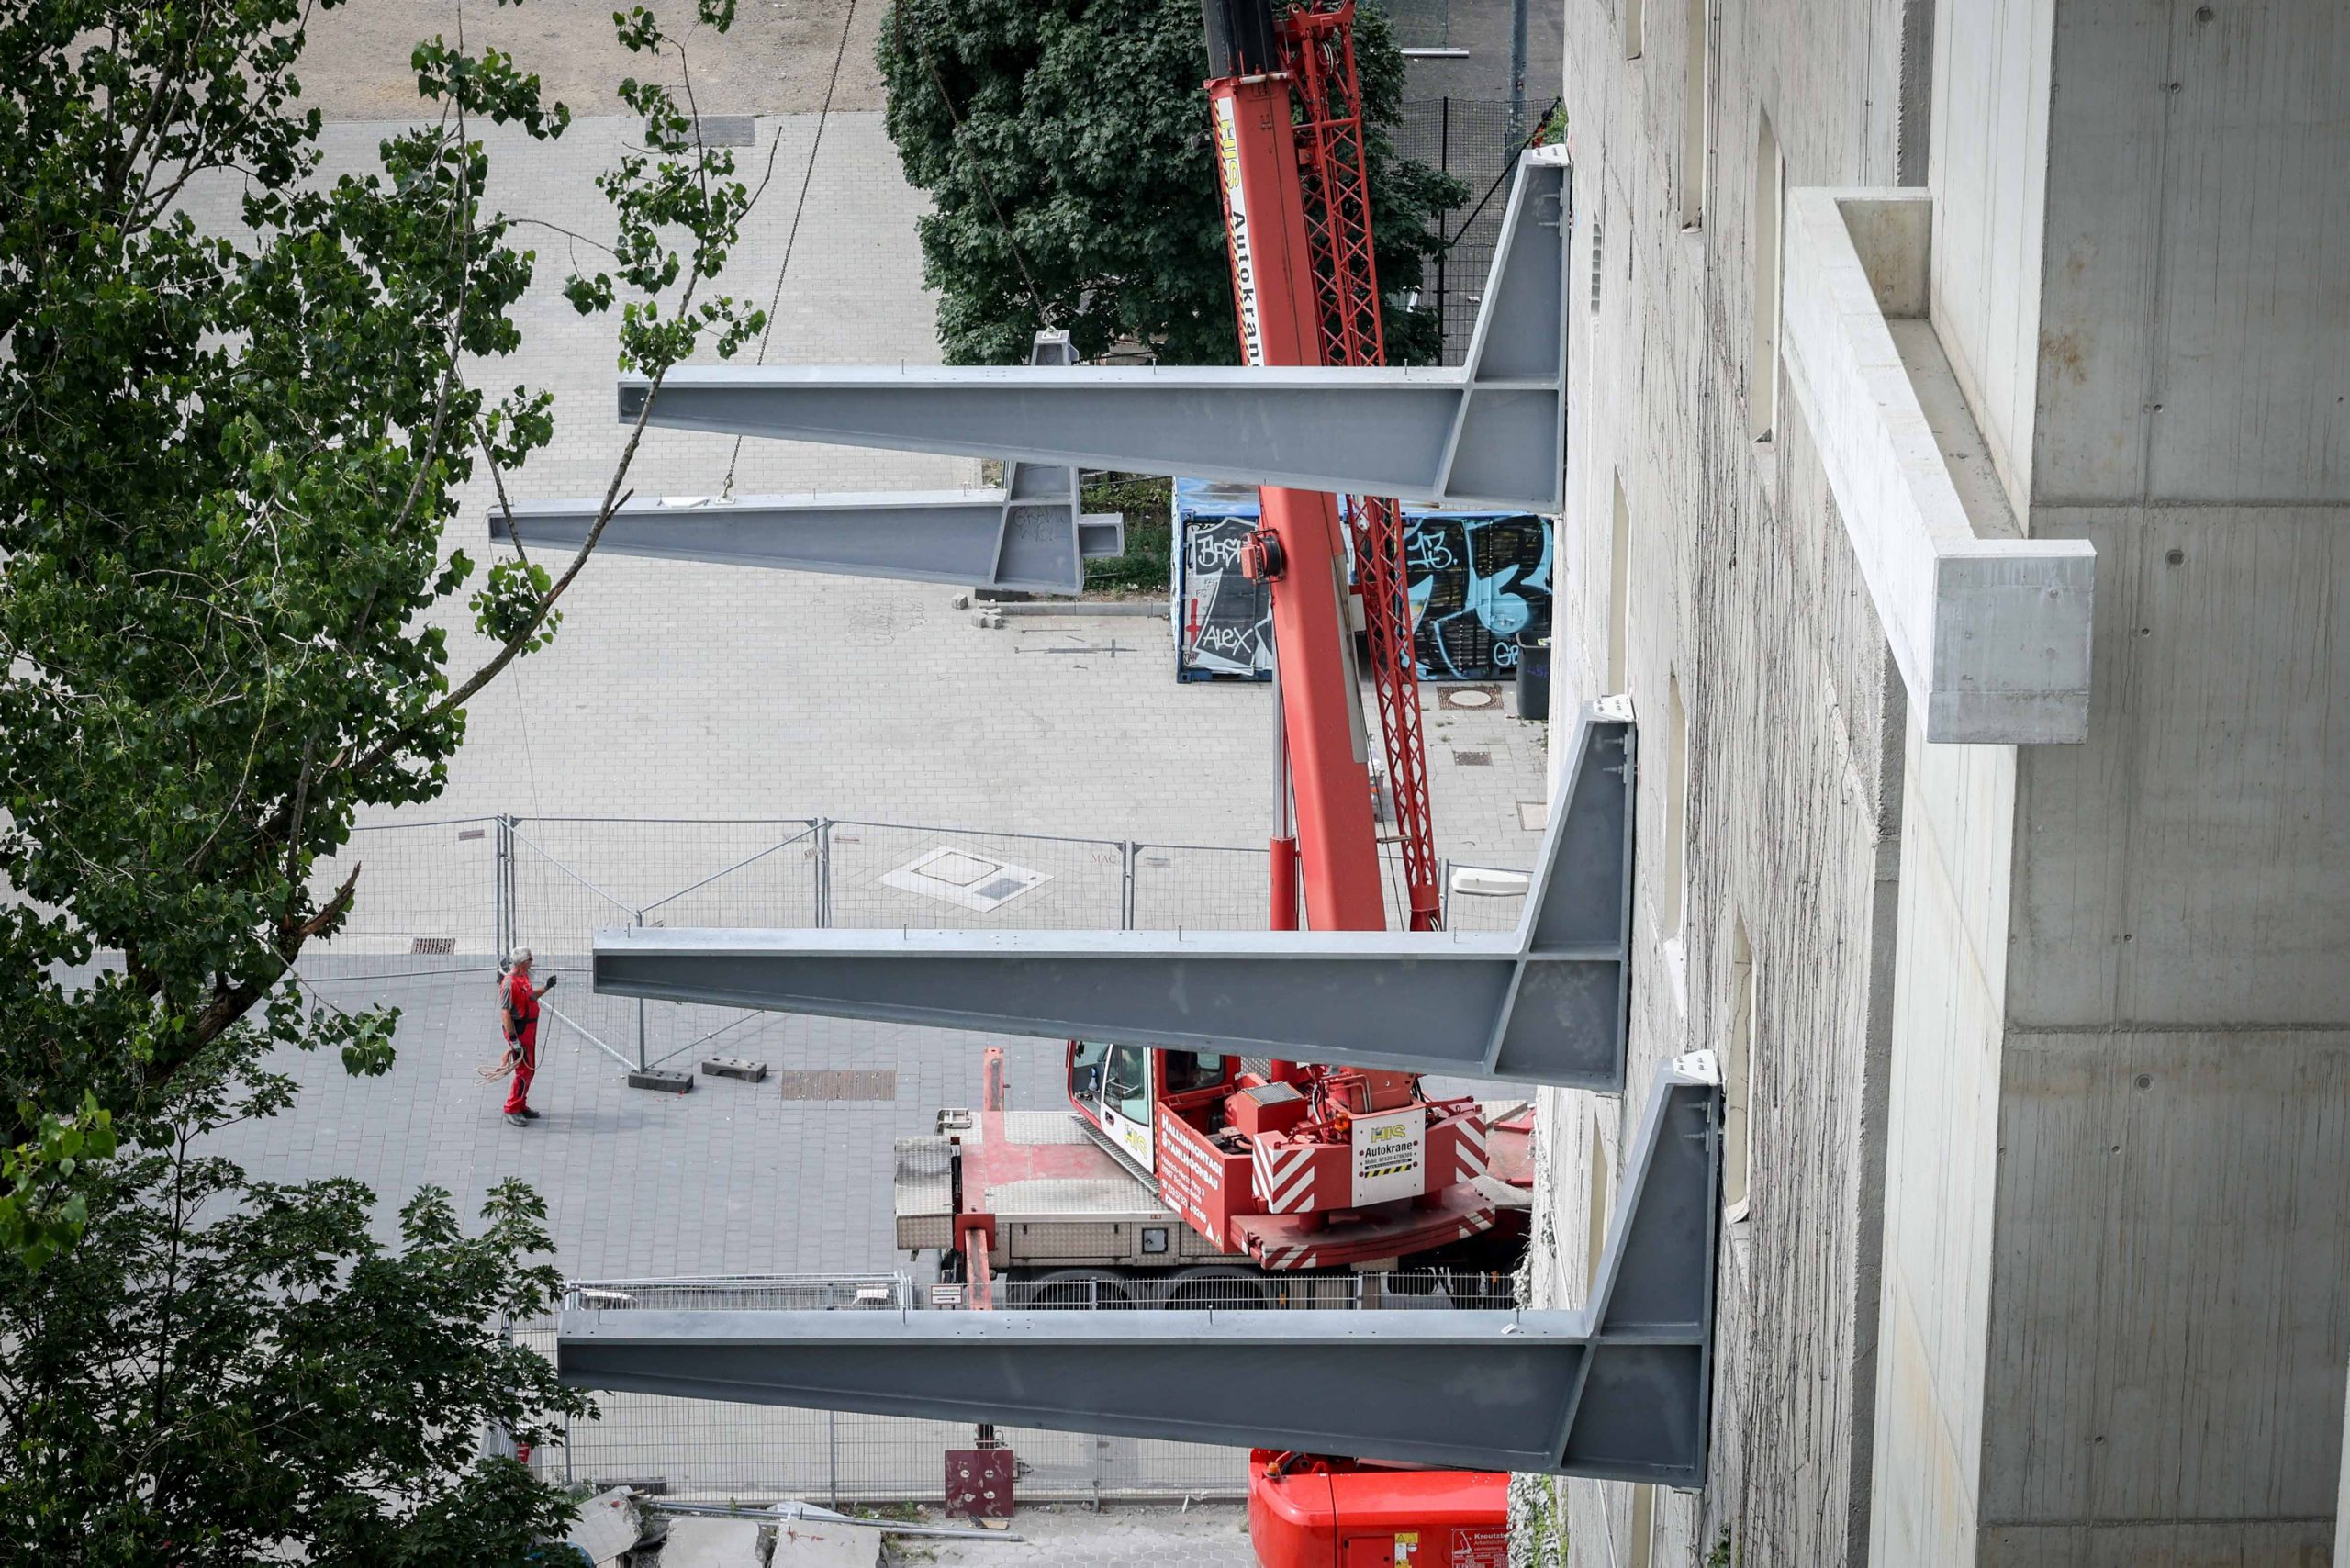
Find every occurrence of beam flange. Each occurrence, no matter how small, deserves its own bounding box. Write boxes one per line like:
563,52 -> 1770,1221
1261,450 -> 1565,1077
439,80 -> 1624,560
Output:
613,151 -> 1570,512
591,698 -> 1635,1092
559,1056 -> 1720,1483
487,491 -> 1124,597
496,332 -> 1120,595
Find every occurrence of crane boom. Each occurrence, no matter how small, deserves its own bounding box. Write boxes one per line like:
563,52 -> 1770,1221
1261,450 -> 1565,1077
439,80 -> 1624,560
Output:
1276,3 -> 1442,933
1207,70 -> 1386,933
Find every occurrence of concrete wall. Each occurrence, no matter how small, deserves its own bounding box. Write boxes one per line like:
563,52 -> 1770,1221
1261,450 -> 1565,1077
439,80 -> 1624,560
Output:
1926,0 -> 2052,521
1972,3 -> 2350,1561
1869,725 -> 2016,1563
1543,0 -> 2349,1563
1541,0 -> 1910,1562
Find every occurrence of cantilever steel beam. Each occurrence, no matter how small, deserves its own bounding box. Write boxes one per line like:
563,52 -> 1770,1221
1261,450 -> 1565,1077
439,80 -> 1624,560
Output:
592,697 -> 1636,1092
612,149 -> 1570,512
560,1053 -> 1721,1484
490,333 -> 1123,596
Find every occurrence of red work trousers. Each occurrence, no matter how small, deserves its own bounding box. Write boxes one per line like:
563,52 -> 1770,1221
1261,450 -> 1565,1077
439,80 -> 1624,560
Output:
503,1026 -> 538,1114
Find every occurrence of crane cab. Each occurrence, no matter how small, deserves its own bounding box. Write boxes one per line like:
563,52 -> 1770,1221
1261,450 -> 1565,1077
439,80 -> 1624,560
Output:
1067,1039 -> 1232,1177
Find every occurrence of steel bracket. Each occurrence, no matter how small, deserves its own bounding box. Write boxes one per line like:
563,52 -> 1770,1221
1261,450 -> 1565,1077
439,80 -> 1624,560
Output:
560,1052 -> 1721,1483
591,697 -> 1635,1092
491,332 -> 1122,596
610,150 -> 1570,511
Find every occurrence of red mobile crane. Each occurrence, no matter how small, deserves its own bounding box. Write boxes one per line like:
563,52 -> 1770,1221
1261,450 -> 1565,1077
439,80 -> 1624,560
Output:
1037,0 -> 1509,1279
907,2 -> 1534,1308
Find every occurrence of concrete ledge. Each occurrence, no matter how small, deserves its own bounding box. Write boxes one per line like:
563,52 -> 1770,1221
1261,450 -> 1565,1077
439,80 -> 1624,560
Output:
1783,188 -> 2095,745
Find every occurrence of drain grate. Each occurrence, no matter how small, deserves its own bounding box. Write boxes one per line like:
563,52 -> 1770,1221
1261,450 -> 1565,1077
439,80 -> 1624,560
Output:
777,1070 -> 899,1103
683,115 -> 755,146
410,935 -> 456,955
1451,751 -> 1494,767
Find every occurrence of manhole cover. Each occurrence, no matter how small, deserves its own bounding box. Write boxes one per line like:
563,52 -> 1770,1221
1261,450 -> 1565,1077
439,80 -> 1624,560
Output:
1438,683 -> 1505,711
1452,751 -> 1494,767
882,846 -> 1051,912
922,850 -> 999,888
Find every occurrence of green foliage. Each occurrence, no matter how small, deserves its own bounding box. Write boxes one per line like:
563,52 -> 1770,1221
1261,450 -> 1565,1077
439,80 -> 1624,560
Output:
1080,474 -> 1175,596
0,1068 -> 591,1562
0,0 -> 766,1555
876,0 -> 1465,365
0,1094 -> 117,1271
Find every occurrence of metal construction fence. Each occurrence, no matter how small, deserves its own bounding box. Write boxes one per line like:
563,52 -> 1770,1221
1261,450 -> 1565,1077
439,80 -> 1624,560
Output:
522,1270 -> 1522,1504
298,812 -> 1531,1069
1394,97 -> 1542,366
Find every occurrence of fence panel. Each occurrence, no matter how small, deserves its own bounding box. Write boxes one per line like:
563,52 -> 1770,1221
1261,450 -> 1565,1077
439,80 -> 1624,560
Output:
1128,842 -> 1265,930
1441,862 -> 1532,933
506,820 -> 820,1070
509,818 -> 821,956
300,817 -> 500,970
822,821 -> 1125,932
1393,97 -> 1531,366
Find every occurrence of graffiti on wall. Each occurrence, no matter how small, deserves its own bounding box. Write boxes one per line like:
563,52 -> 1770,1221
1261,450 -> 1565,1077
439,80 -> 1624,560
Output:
1175,506 -> 1552,683
1176,512 -> 1274,678
1404,514 -> 1552,680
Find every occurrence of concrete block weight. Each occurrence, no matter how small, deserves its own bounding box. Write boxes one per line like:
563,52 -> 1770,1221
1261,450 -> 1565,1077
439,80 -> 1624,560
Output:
701,1056 -> 769,1082
626,1068 -> 694,1094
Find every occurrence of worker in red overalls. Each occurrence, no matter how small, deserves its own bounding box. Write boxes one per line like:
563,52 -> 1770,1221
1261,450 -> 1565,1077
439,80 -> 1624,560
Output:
500,948 -> 555,1127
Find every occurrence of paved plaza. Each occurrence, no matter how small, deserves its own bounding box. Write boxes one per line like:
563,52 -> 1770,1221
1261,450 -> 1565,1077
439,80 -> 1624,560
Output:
188,88 -> 1548,1514
890,1505 -> 1259,1568
197,101 -> 1551,1278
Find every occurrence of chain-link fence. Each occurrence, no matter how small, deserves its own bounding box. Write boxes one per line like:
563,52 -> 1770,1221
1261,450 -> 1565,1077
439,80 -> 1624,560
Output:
296,813 -> 1529,1070
524,1269 -> 1523,1503
1395,97 -> 1539,365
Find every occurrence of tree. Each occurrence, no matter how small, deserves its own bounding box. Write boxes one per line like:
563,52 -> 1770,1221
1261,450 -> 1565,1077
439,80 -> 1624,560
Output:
0,0 -> 768,1556
876,0 -> 1466,365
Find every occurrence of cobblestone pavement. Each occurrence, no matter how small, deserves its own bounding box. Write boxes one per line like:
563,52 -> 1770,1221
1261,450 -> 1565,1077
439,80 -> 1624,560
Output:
883,1506 -> 1259,1568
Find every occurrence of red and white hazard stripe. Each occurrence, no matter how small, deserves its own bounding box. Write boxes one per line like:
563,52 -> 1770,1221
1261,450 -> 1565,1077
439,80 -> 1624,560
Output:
1451,1115 -> 1490,1184
1252,1143 -> 1320,1214
1257,1240 -> 1319,1270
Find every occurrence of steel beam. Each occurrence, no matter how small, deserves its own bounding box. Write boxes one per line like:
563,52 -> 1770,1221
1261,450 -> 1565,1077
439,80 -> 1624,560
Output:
612,150 -> 1570,512
487,490 -> 1124,597
559,1054 -> 1720,1484
591,697 -> 1635,1092
494,333 -> 1120,595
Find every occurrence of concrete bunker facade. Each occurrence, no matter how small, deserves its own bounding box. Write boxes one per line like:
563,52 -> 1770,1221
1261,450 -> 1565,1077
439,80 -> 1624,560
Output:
1534,0 -> 2349,1563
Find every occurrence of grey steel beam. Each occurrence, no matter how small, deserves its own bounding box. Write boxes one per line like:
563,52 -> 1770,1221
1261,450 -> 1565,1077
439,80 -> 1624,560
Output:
494,333 -> 1121,596
592,697 -> 1635,1092
559,1053 -> 1721,1484
613,150 -> 1570,512
487,490 -> 1124,597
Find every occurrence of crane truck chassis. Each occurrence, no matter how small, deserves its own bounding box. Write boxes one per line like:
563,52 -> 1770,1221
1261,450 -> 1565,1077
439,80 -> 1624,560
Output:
896,1043 -> 1536,1308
